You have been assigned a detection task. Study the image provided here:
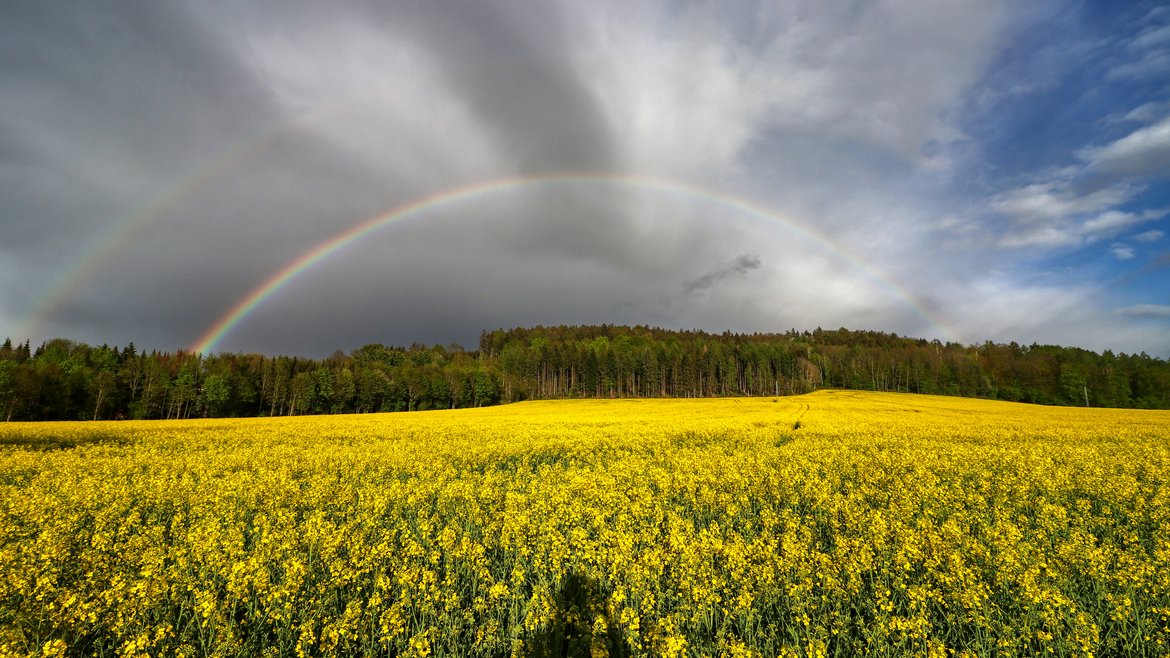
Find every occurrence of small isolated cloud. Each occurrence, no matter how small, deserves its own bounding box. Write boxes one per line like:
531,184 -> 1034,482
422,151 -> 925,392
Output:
1082,208 -> 1165,235
1116,304 -> 1170,318
997,225 -> 1080,249
1109,102 -> 1170,124
1082,210 -> 1137,234
684,254 -> 761,294
1110,243 -> 1135,260
1135,229 -> 1165,242
1107,50 -> 1170,81
1108,18 -> 1170,81
1081,117 -> 1170,177
992,183 -> 1131,224
1133,23 -> 1170,51
991,180 -> 1165,248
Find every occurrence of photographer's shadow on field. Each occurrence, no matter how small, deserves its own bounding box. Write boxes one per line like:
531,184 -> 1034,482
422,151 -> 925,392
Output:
523,571 -> 631,658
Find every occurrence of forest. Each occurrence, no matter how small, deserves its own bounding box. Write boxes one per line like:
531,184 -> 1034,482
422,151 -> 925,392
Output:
1,324 -> 1168,421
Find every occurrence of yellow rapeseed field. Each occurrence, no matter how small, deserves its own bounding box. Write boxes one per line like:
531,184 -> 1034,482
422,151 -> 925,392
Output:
1,391 -> 1169,657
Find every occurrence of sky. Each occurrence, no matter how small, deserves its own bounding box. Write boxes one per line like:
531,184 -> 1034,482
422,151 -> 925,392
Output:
3,0 -> 1169,358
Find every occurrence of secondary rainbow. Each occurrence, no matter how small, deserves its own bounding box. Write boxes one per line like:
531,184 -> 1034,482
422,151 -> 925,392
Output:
191,173 -> 957,354
13,94 -> 367,343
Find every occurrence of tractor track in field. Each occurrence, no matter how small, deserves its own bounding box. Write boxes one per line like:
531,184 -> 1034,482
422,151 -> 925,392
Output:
793,401 -> 810,429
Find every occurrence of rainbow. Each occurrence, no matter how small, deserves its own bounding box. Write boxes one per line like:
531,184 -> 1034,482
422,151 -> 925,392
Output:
191,173 -> 958,354
13,94 -> 366,343
13,130 -> 293,342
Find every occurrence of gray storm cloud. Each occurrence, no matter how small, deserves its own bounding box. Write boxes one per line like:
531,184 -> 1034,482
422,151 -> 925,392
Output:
371,1 -> 616,174
366,1 -> 663,274
684,254 -> 762,294
2,1 -> 1169,357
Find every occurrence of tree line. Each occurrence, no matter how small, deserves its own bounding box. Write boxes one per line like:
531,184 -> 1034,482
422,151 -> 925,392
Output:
481,325 -> 1168,408
1,325 -> 1167,421
0,339 -> 500,421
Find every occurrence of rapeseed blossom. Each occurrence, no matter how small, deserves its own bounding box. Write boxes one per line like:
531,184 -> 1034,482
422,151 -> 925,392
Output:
1,391 -> 1168,656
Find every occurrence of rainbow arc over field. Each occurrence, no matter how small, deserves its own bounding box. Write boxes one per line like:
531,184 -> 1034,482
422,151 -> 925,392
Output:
191,173 -> 958,354
13,96 -> 361,343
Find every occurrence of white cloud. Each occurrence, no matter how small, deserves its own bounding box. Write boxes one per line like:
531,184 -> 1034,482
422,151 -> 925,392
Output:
993,200 -> 1166,249
997,225 -> 1079,249
1081,116 -> 1170,176
1118,17 -> 1170,84
1108,46 -> 1170,81
238,19 -> 504,185
1110,243 -> 1135,260
927,278 -> 1169,354
1133,23 -> 1170,50
566,0 -> 1012,176
571,13 -> 770,176
940,278 -> 1085,342
1135,229 -> 1164,242
992,183 -> 1131,223
570,0 -> 1010,172
1108,101 -> 1170,124
989,181 -> 1156,248
989,118 -> 1170,249
749,0 -> 1011,161
1082,209 -> 1164,235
